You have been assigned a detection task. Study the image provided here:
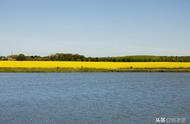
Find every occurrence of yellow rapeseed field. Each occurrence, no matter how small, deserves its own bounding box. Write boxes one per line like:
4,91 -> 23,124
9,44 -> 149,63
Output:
0,61 -> 190,69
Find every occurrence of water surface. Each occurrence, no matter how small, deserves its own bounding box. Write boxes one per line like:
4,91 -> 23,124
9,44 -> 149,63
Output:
0,73 -> 189,124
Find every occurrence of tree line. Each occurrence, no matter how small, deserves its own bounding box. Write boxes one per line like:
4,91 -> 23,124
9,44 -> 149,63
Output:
0,53 -> 190,62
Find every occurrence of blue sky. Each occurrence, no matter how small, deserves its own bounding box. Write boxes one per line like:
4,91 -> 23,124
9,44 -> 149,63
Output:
0,0 -> 190,57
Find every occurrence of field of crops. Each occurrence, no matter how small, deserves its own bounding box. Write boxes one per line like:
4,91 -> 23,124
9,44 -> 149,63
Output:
0,61 -> 190,69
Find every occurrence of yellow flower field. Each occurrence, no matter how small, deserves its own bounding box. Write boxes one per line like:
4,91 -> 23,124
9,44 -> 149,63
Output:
0,61 -> 190,69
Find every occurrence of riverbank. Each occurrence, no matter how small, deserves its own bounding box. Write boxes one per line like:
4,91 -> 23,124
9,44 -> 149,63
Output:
0,67 -> 190,72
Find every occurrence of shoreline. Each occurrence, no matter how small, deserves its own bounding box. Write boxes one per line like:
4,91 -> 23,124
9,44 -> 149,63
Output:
0,67 -> 190,72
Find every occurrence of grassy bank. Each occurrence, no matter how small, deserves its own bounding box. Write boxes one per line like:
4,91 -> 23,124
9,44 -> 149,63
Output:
0,67 -> 190,72
0,61 -> 190,72
0,68 -> 190,72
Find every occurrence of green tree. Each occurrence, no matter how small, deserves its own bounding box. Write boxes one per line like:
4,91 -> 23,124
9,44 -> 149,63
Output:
16,54 -> 26,61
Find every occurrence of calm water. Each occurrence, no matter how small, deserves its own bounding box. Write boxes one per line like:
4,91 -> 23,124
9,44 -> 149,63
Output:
0,73 -> 189,124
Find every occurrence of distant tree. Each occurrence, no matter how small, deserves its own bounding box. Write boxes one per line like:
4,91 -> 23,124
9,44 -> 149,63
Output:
1,53 -> 190,62
16,54 -> 26,61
